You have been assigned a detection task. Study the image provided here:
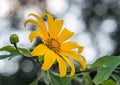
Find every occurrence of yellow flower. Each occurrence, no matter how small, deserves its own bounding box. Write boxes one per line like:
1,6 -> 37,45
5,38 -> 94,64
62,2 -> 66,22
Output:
24,12 -> 86,77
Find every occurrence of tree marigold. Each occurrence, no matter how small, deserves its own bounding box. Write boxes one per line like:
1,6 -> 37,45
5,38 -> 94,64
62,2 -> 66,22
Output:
24,12 -> 86,77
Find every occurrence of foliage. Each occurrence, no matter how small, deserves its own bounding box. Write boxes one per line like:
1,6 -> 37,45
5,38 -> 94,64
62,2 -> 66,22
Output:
91,56 -> 120,85
0,43 -> 120,85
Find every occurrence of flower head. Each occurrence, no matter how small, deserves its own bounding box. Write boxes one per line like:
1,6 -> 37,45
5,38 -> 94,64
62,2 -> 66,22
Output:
24,12 -> 86,77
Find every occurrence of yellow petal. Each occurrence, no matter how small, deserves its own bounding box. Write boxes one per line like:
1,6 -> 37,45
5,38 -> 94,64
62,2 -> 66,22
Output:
29,13 -> 46,28
61,47 -> 76,53
80,55 -> 86,64
29,31 -> 44,42
50,19 -> 63,38
58,28 -> 74,43
41,12 -> 48,17
60,51 -> 86,70
24,19 -> 39,29
41,49 -> 56,70
24,19 -> 48,39
29,13 -> 49,38
61,41 -> 84,53
42,12 -> 54,38
31,44 -> 48,56
61,55 -> 75,77
56,55 -> 67,77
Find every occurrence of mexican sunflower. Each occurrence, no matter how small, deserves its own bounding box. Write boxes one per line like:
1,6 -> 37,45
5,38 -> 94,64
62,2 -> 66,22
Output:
24,12 -> 86,77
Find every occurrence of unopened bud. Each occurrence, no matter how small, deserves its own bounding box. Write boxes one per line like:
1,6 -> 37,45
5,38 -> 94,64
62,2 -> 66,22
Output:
10,34 -> 19,44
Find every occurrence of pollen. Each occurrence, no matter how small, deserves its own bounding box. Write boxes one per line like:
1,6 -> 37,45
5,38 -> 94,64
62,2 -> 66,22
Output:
45,38 -> 60,53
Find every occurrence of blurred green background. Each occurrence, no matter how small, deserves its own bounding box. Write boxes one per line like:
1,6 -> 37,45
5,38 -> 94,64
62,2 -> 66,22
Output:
0,0 -> 120,85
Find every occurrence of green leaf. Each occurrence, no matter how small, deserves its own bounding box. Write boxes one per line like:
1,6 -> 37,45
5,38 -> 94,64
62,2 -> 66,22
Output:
111,73 -> 120,82
0,45 -> 19,59
0,45 -> 31,60
72,73 -> 93,85
30,72 -> 44,85
30,78 -> 39,85
38,55 -> 44,62
18,47 -> 31,57
44,71 -> 71,85
91,56 -> 120,85
102,79 -> 116,85
83,73 -> 93,85
44,71 -> 51,85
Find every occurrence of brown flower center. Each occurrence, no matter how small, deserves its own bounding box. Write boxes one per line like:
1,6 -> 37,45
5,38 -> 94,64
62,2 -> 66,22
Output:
45,38 -> 60,53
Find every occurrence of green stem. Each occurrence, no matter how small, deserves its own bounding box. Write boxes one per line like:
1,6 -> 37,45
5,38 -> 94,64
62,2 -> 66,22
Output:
14,43 -> 22,55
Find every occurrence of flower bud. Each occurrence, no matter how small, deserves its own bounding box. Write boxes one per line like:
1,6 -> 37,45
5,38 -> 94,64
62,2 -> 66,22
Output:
10,34 -> 19,44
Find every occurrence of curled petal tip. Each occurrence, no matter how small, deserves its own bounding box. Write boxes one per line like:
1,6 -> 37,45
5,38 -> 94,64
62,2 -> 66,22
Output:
28,13 -> 35,17
28,14 -> 32,17
24,20 -> 30,28
41,12 -> 48,17
24,21 -> 27,27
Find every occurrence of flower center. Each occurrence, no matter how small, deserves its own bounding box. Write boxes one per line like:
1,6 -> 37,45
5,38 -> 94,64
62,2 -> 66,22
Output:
45,38 -> 60,53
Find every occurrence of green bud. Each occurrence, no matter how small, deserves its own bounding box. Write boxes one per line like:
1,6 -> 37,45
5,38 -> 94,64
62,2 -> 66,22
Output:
10,34 -> 19,44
